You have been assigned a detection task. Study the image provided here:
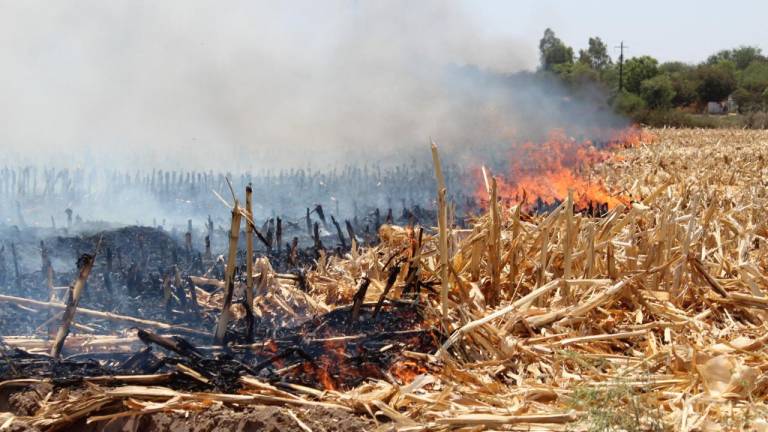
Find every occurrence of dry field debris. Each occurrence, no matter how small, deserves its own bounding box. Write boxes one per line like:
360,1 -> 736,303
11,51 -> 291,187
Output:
2,128 -> 768,431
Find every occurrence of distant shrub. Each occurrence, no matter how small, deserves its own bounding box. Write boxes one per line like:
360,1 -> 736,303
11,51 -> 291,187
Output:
634,110 -> 719,128
612,91 -> 646,116
623,56 -> 660,93
746,111 -> 768,129
640,75 -> 676,108
697,63 -> 738,102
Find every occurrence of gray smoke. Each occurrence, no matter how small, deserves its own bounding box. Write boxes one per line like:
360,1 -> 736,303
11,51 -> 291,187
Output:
0,0 -> 626,171
0,0 -> 635,233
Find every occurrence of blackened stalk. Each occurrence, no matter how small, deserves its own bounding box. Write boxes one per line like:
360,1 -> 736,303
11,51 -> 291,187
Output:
10,243 -> 21,292
51,253 -> 96,358
313,222 -> 324,252
347,276 -> 371,329
265,218 -> 274,253
345,220 -> 356,247
289,237 -> 298,266
184,231 -> 192,265
173,265 -> 187,309
103,247 -> 112,295
41,241 -> 56,298
314,204 -> 328,229
244,185 -> 255,342
275,217 -> 282,254
185,275 -> 201,317
40,241 -> 49,275
252,226 -> 271,250
204,235 -> 212,264
330,215 -> 347,250
137,329 -> 202,360
372,264 -> 401,320
162,269 -> 172,312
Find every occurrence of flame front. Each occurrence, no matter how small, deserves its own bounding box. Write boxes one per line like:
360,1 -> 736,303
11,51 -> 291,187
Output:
388,359 -> 428,384
478,127 -> 654,211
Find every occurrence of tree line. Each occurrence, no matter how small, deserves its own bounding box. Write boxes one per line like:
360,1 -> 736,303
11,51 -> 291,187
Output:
539,28 -> 768,127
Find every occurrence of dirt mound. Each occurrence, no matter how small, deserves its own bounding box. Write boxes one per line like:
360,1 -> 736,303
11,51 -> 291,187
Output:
131,406 -> 374,432
53,225 -> 188,270
2,402 -> 375,432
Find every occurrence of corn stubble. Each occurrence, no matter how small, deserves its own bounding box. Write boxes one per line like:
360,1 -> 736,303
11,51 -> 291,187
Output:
4,128 -> 768,431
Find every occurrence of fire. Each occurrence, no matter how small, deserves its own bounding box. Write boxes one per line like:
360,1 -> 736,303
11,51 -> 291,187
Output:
478,127 -> 654,211
264,339 -> 279,353
388,359 -> 428,384
316,365 -> 338,391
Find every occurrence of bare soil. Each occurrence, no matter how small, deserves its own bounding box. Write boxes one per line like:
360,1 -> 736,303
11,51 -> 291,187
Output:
3,387 -> 378,432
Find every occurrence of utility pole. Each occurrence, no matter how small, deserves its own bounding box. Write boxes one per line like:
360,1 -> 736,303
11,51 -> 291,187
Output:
616,41 -> 628,92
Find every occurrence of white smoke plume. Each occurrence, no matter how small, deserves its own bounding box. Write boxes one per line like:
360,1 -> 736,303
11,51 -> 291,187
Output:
0,0 -> 554,170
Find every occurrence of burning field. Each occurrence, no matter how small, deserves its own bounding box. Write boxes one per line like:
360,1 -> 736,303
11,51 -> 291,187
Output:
2,127 -> 768,431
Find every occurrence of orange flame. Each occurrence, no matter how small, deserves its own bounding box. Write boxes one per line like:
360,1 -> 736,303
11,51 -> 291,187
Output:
388,359 -> 428,384
478,127 -> 654,211
317,366 -> 338,391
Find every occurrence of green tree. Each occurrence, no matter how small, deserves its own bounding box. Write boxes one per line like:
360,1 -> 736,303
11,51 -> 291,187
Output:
578,37 -> 612,70
659,61 -> 692,74
539,28 -> 574,71
670,76 -> 700,107
708,46 -> 765,70
640,75 -> 676,108
558,62 -> 600,87
697,63 -> 737,102
707,50 -> 733,65
599,64 -> 620,90
659,62 -> 699,107
623,56 -> 659,93
740,61 -> 768,93
732,87 -> 757,112
612,90 -> 646,116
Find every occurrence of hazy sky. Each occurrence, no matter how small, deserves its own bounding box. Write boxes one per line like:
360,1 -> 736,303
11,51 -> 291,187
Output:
467,0 -> 768,65
0,1 -> 765,170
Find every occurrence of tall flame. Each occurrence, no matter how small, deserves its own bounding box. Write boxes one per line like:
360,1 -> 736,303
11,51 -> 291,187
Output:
478,127 -> 654,211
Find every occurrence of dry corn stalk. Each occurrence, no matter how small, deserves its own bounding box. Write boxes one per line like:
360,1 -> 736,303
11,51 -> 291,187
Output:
431,141 -> 450,324
213,200 -> 242,345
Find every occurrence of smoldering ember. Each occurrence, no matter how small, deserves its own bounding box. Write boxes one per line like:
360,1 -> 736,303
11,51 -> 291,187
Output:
2,3 -> 768,432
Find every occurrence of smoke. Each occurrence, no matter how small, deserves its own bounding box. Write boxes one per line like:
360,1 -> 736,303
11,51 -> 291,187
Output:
0,0 -> 623,171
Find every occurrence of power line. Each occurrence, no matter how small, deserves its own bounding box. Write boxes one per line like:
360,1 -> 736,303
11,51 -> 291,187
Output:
615,41 -> 629,92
